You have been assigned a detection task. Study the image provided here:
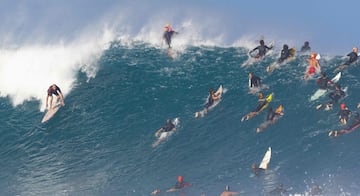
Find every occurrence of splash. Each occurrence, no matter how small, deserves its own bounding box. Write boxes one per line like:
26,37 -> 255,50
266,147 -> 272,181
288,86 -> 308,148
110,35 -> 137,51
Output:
0,28 -> 115,110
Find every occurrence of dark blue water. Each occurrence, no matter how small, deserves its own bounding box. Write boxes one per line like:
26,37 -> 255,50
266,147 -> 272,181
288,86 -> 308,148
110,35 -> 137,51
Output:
1,43 -> 360,195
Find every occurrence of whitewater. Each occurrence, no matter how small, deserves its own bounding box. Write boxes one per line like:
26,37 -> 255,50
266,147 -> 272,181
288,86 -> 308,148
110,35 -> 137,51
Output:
0,7 -> 360,195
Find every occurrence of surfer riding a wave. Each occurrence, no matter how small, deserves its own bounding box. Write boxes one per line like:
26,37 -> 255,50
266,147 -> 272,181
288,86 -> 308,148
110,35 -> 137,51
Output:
46,84 -> 65,111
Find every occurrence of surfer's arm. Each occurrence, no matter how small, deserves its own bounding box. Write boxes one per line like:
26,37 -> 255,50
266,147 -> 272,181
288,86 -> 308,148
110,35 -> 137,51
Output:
45,95 -> 49,108
154,128 -> 164,136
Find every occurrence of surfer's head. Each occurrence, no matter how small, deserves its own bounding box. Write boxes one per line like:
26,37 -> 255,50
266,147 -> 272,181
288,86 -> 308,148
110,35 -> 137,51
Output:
249,72 -> 254,78
353,47 -> 358,53
258,93 -> 264,99
283,44 -> 288,49
311,53 -> 316,59
260,40 -> 264,45
340,103 -> 346,110
304,41 -> 309,46
177,175 -> 183,182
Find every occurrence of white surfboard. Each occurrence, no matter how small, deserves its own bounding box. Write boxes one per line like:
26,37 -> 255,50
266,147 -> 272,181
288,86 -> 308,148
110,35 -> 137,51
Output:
259,147 -> 272,170
41,103 -> 62,123
310,72 -> 341,101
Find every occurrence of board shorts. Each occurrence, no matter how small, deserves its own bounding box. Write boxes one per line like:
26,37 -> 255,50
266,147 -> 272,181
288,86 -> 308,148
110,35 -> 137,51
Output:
308,66 -> 316,75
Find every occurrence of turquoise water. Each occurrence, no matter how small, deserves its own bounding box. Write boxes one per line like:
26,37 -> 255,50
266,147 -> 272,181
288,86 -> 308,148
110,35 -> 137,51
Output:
1,43 -> 360,195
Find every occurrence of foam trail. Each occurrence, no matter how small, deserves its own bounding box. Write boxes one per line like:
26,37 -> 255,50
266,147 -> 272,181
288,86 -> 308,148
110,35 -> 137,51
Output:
0,28 -> 115,110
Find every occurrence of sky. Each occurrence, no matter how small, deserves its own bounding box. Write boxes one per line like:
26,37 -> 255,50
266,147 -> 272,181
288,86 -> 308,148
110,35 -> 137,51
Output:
0,0 -> 359,54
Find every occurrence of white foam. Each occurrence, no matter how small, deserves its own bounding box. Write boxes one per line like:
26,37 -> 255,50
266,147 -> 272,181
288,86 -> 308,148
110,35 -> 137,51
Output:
0,28 -> 115,110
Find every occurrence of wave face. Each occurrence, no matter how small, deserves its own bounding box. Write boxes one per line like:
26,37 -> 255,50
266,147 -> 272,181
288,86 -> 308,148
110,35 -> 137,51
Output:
1,42 -> 360,195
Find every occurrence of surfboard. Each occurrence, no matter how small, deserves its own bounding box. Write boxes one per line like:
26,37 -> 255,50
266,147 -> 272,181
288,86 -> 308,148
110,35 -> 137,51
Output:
241,93 -> 273,122
195,85 -> 223,118
310,72 -> 341,101
41,102 -> 62,123
152,118 -> 180,147
259,147 -> 272,170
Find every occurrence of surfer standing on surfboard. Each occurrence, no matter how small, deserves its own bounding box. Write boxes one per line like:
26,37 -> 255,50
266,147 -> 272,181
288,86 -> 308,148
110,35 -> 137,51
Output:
46,84 -> 65,110
163,24 -> 178,48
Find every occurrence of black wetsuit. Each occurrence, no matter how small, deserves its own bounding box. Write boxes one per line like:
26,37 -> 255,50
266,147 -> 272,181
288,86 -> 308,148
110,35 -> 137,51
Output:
205,93 -> 215,109
328,89 -> 345,104
300,45 -> 311,53
266,108 -> 276,121
174,181 -> 190,189
250,45 -> 272,58
344,51 -> 358,65
317,76 -> 331,90
250,75 -> 261,88
162,121 -> 175,132
338,108 -> 351,123
255,98 -> 267,112
163,31 -> 175,48
47,85 -> 62,96
278,48 -> 290,64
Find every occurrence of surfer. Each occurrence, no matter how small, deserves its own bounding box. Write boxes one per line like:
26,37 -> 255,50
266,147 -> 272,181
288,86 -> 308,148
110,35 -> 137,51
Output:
336,47 -> 358,71
316,72 -> 333,90
220,185 -> 239,196
304,53 -> 321,80
277,44 -> 293,64
266,106 -> 284,122
46,84 -> 65,110
329,112 -> 360,137
309,184 -> 322,195
204,88 -> 221,111
154,119 -> 176,137
163,24 -> 178,48
166,175 -> 191,192
243,93 -> 269,121
249,72 -> 261,88
249,40 -> 273,58
316,84 -> 345,110
338,103 -> 351,125
251,163 -> 261,175
300,41 -> 311,53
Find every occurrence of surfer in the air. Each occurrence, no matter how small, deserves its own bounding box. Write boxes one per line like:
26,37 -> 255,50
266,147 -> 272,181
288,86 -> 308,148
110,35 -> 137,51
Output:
163,24 -> 178,48
249,72 -> 261,88
46,84 -> 65,110
329,112 -> 360,137
300,41 -> 311,53
316,84 -> 345,110
249,40 -> 273,59
336,47 -> 359,71
338,103 -> 351,125
316,72 -> 333,90
304,53 -> 321,80
220,185 -> 239,196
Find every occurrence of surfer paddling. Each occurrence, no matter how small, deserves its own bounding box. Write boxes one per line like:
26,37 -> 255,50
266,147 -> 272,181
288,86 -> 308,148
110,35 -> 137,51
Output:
46,84 -> 65,110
